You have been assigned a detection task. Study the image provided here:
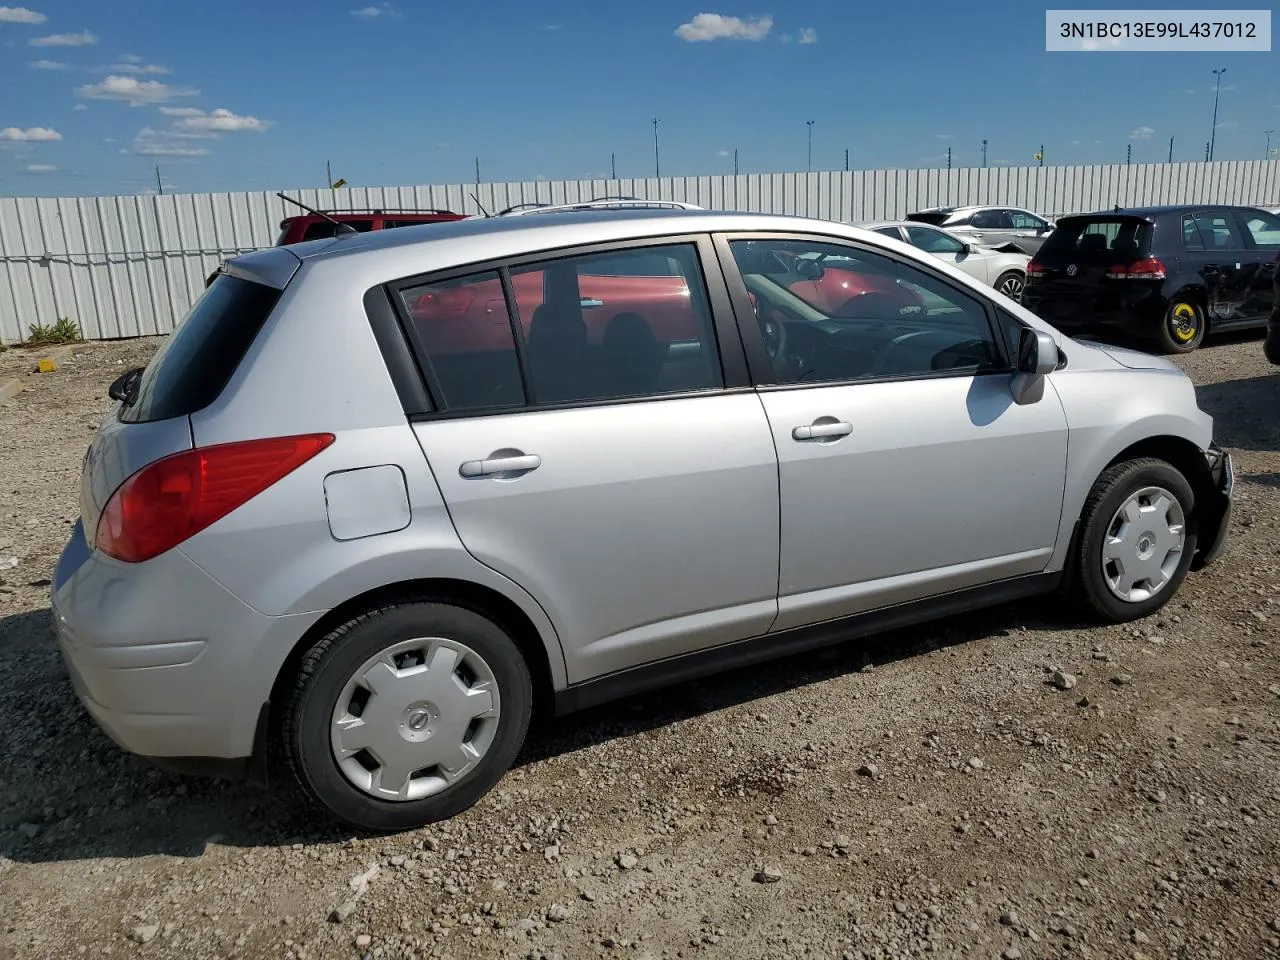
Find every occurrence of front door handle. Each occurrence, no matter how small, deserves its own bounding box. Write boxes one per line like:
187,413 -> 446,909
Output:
792,421 -> 852,441
459,454 -> 542,478
580,298 -> 605,309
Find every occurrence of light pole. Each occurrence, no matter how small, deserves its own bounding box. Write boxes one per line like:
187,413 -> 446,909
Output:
981,138 -> 988,167
1209,67 -> 1226,161
806,120 -> 814,172
652,118 -> 660,179
1267,130 -> 1275,160
1168,136 -> 1174,163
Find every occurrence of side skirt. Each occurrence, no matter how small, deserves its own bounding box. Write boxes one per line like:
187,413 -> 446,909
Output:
553,571 -> 1063,715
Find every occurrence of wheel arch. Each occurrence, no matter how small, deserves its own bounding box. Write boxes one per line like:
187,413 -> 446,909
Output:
261,577 -> 559,779
1079,433 -> 1216,558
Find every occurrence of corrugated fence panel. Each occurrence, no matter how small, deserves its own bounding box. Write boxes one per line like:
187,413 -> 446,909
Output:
3,159 -> 1279,342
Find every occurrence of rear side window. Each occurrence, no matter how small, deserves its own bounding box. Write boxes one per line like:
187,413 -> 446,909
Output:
1037,218 -> 1152,261
906,212 -> 951,226
120,274 -> 281,423
1184,211 -> 1243,250
393,243 -> 723,412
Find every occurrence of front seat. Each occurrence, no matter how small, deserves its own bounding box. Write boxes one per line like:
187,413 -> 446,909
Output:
525,300 -> 589,402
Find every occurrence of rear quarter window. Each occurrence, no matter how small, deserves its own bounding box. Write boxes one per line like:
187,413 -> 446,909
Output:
119,274 -> 281,423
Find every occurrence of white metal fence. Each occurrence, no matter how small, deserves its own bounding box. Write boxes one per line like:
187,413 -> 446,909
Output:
2,160 -> 1278,343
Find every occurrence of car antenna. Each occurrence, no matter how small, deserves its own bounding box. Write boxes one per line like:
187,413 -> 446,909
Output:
471,192 -> 491,218
276,192 -> 358,236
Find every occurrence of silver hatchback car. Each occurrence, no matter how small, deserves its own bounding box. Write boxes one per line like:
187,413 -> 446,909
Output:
53,204 -> 1233,831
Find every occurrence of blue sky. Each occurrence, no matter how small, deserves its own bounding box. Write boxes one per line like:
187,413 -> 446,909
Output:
1,0 -> 1278,197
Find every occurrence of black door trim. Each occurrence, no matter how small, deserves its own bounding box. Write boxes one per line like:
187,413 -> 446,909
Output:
553,571 -> 1063,715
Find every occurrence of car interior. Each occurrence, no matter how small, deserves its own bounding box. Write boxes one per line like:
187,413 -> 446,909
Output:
731,242 -> 1003,382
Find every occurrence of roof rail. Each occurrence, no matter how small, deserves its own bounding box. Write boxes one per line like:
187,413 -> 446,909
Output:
282,207 -> 460,217
498,196 -> 704,217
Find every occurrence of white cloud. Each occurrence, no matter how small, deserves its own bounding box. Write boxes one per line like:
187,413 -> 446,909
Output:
30,30 -> 97,46
0,125 -> 61,141
1215,120 -> 1239,129
0,5 -> 45,23
674,13 -> 772,42
29,58 -> 68,69
78,75 -> 199,106
1129,125 -> 1155,140
351,2 -> 395,17
797,27 -> 817,44
117,53 -> 143,63
103,61 -> 169,75
174,108 -> 269,133
537,23 -> 563,30
159,106 -> 203,117
73,103 -> 87,110
715,149 -> 730,156
25,163 -> 55,172
935,133 -> 954,140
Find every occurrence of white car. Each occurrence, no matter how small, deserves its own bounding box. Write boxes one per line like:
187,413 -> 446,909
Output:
853,219 -> 1031,302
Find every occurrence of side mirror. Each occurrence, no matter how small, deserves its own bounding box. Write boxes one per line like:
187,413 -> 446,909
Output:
1011,328 -> 1057,405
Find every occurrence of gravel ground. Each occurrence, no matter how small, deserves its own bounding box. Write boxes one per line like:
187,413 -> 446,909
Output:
1,335 -> 1278,960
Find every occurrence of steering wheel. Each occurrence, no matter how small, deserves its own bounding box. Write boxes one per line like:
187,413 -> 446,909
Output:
760,313 -> 788,362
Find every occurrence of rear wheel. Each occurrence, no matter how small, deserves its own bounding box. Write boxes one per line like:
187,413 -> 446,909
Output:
993,270 -> 1025,303
1155,298 -> 1206,354
283,601 -> 532,832
1069,458 -> 1197,623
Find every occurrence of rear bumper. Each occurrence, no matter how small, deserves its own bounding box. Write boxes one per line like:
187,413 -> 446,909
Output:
1022,285 -> 1165,337
51,519 -> 321,777
1192,444 -> 1233,570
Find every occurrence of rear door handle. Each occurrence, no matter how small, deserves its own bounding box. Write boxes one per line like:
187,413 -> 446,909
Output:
580,298 -> 605,308
459,454 -> 542,478
792,421 -> 852,441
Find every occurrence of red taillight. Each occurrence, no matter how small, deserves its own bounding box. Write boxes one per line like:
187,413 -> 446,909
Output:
1106,256 -> 1166,280
1026,260 -> 1047,277
95,433 -> 334,563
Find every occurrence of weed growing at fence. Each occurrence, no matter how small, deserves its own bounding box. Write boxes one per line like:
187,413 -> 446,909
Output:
27,318 -> 82,345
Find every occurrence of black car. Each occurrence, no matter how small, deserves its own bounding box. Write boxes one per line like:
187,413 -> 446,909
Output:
1022,204 -> 1280,354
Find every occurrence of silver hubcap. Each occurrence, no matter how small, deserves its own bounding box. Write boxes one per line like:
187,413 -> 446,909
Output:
1101,486 -> 1185,603
330,637 -> 500,802
1000,275 -> 1024,301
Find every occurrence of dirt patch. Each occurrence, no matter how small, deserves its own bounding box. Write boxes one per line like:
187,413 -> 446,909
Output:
1,335 -> 1279,960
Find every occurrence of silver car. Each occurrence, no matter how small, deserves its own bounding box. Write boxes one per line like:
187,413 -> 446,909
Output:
53,203 -> 1233,832
856,219 -> 1030,301
907,205 -> 1056,254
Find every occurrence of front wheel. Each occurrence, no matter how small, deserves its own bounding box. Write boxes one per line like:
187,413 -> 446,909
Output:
1155,298 -> 1206,354
993,270 -> 1025,303
1264,317 -> 1280,366
283,601 -> 532,832
1069,458 -> 1197,623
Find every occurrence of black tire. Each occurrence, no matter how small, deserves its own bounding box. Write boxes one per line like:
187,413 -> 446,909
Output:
1155,297 -> 1206,354
993,270 -> 1025,303
283,601 -> 532,833
1264,317 -> 1280,366
1069,458 -> 1197,624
